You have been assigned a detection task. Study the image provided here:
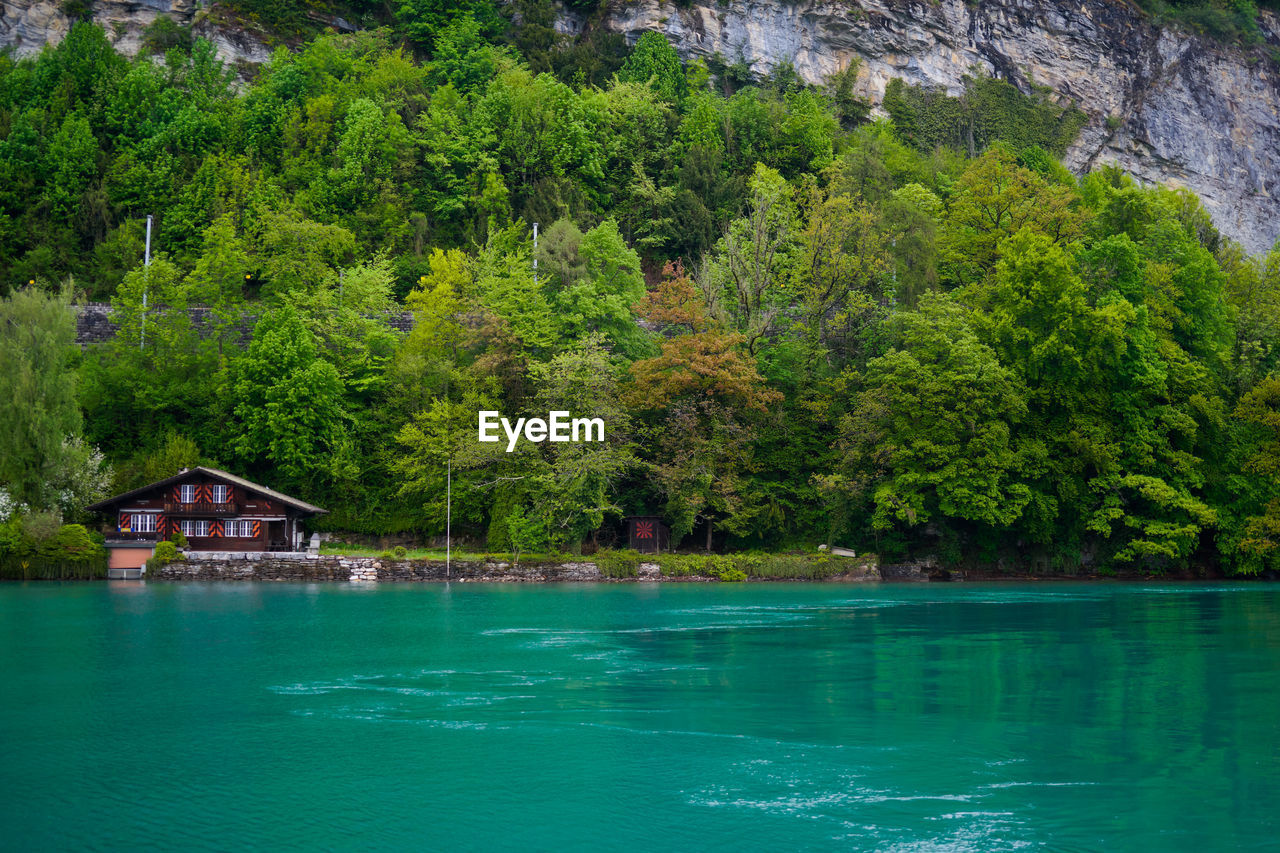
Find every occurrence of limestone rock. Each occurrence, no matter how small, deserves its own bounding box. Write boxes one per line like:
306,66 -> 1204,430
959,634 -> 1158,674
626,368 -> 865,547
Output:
4,0 -> 1277,252
0,0 -> 272,69
576,0 -> 1280,254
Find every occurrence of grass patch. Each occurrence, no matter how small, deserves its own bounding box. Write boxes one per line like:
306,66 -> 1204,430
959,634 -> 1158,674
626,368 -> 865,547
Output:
0,557 -> 107,580
657,551 -> 854,581
319,543 -> 869,580
1135,0 -> 1268,46
320,543 -> 580,564
320,543 -> 483,562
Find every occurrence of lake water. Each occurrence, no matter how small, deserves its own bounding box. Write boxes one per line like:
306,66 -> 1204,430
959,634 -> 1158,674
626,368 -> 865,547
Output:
1,581 -> 1278,850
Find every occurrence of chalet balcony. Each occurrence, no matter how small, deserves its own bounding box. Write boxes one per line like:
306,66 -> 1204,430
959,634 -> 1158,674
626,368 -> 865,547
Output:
110,531 -> 159,542
163,501 -> 238,517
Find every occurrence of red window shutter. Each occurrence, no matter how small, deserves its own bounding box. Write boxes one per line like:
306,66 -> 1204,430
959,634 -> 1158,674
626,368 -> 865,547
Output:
119,513 -> 130,533
251,521 -> 261,538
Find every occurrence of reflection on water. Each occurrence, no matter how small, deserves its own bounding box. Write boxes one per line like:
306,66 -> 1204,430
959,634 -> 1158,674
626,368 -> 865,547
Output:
1,582 -> 1277,851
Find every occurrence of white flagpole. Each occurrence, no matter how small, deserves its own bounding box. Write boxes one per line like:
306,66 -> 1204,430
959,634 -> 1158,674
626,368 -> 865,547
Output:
141,214 -> 152,350
446,458 -> 451,579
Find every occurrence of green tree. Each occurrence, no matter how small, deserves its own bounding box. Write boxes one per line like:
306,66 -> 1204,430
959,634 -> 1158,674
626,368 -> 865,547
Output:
705,163 -> 798,354
256,211 -> 358,300
838,296 -> 1034,541
396,0 -> 503,52
505,505 -> 548,564
429,15 -> 508,91
473,226 -> 560,357
968,229 -> 1216,567
940,146 -> 1084,286
1228,375 -> 1280,571
113,431 -> 206,492
392,387 -> 496,536
0,285 -> 108,514
393,247 -> 471,412
527,336 -> 637,550
226,307 -> 346,492
617,32 -> 687,105
316,98 -> 413,220
43,112 -> 99,222
81,255 -> 219,455
553,218 -> 649,358
792,176 -> 889,357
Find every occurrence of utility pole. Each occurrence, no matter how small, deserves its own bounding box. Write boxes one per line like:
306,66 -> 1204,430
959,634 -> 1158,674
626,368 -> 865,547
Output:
141,214 -> 152,350
532,222 -> 538,287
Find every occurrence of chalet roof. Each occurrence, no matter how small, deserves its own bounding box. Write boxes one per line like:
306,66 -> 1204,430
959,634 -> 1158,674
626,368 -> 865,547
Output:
85,466 -> 328,515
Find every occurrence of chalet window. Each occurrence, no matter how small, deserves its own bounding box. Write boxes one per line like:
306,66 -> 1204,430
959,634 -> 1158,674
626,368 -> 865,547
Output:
226,520 -> 254,538
180,520 -> 210,537
179,485 -> 196,503
210,485 -> 229,503
132,513 -> 156,533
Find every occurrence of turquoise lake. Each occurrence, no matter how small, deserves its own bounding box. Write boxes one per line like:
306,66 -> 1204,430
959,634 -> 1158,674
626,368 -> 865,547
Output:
2,581 -> 1278,850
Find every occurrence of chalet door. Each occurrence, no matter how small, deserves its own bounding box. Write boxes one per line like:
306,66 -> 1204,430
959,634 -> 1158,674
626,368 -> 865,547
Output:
268,521 -> 285,550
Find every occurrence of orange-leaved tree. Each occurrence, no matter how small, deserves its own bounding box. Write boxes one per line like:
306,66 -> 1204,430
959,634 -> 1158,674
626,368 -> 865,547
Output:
627,262 -> 782,549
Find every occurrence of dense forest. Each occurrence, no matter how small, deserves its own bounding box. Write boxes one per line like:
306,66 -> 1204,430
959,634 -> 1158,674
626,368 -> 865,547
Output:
2,5 -> 1280,574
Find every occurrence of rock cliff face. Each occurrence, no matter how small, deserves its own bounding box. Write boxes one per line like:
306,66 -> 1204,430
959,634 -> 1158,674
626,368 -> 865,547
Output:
0,0 -> 272,66
3,0 -> 1277,253
575,0 -> 1280,255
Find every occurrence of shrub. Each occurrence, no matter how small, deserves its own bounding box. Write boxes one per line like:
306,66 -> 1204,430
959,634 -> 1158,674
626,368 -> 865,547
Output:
656,554 -> 702,577
142,16 -> 193,55
59,0 -> 92,21
506,507 -> 548,565
0,518 -> 108,579
1136,0 -> 1264,45
152,540 -> 181,563
379,550 -> 396,560
595,549 -> 641,578
655,551 -> 845,580
393,545 -> 408,558
21,511 -> 61,543
884,74 -> 1087,157
39,524 -> 101,562
660,554 -> 743,579
170,529 -> 189,549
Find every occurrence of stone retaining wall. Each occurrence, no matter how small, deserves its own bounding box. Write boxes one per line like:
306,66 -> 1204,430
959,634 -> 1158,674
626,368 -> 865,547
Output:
154,555 -> 606,582
152,554 -> 887,582
74,303 -> 414,347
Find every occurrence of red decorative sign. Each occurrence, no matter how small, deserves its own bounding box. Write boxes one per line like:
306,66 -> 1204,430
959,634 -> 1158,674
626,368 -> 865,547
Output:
636,521 -> 654,540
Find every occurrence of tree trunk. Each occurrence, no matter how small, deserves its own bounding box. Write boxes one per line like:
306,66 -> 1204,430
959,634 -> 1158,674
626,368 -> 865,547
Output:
705,517 -> 713,553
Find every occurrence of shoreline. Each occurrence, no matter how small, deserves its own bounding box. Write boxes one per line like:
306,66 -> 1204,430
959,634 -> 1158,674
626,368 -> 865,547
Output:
121,553 -> 1270,583
7,571 -> 1273,584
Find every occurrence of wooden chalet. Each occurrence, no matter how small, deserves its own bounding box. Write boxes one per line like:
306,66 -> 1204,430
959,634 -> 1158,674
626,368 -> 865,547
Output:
87,467 -> 327,570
